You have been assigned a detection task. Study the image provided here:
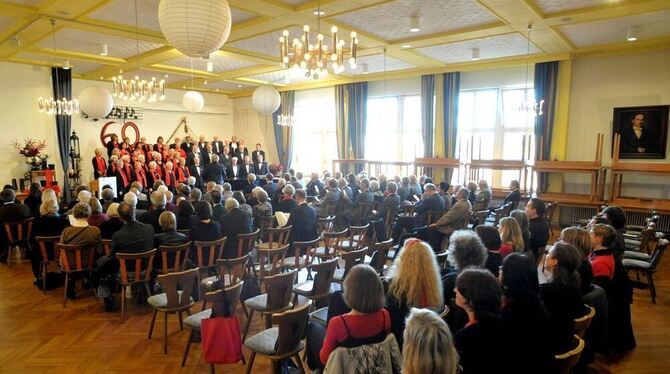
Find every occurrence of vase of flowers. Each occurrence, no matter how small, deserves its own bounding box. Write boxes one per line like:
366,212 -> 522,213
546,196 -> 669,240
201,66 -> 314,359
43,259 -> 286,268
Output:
269,163 -> 284,176
11,138 -> 49,170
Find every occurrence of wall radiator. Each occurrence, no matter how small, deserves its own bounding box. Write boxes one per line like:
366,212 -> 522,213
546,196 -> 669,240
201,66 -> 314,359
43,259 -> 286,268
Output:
558,206 -> 670,234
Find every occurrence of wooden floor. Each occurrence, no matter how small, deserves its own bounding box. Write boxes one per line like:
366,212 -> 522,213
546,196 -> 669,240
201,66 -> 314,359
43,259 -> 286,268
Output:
0,250 -> 669,373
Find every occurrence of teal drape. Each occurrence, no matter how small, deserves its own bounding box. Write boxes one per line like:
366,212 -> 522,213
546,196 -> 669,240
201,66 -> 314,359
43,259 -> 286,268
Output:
52,67 -> 72,202
335,82 -> 368,173
273,90 -> 295,170
421,75 -> 435,161
443,72 -> 460,182
534,61 -> 559,193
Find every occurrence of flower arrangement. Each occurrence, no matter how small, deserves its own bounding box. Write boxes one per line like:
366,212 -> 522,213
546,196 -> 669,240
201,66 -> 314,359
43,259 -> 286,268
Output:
269,163 -> 284,176
11,138 -> 49,168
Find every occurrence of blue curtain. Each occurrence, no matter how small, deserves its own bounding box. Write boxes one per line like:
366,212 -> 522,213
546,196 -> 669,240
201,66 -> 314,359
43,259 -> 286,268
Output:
52,67 -> 72,202
335,82 -> 368,173
443,72 -> 460,182
534,61 -> 559,193
273,90 -> 295,170
421,75 -> 435,162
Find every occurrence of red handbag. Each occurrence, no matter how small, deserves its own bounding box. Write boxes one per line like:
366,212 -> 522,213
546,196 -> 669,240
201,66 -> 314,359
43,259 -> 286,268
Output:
201,316 -> 243,364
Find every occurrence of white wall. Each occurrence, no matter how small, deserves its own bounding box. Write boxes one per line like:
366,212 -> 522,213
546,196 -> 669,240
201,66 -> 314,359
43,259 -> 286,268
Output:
565,49 -> 670,198
0,61 -> 233,191
232,96 -> 278,163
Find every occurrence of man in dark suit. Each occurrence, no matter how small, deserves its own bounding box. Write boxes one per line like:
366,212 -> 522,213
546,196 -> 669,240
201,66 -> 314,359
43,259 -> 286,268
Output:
526,198 -> 550,262
313,178 -> 340,216
111,202 -> 155,255
262,173 -> 277,196
391,183 -> 445,244
180,136 -> 194,154
219,146 -> 232,167
188,156 -> 205,190
235,142 -> 250,161
138,191 -> 167,234
253,153 -> 268,175
106,134 -> 120,158
212,136 -> 224,155
202,143 -> 215,166
306,172 -> 325,197
241,155 -> 253,178
227,157 -> 242,179
286,189 -> 318,254
620,112 -> 655,154
0,188 -> 31,262
219,198 -> 251,258
187,144 -> 202,166
197,135 -> 208,155
251,143 -> 266,164
211,190 -> 225,221
347,178 -> 374,224
204,154 -> 226,185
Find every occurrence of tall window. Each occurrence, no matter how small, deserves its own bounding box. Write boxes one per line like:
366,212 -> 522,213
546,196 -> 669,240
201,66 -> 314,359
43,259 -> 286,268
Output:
457,87 -> 535,187
291,88 -> 337,173
366,95 -> 424,162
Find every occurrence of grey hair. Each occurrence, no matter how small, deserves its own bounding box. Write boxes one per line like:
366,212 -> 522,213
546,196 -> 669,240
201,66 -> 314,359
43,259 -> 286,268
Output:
282,184 -> 295,196
256,188 -> 269,203
369,180 -> 380,192
123,192 -> 138,207
88,197 -> 103,215
456,187 -> 469,200
150,191 -> 166,208
225,197 -> 239,211
447,230 -> 488,270
222,183 -> 232,191
77,190 -> 92,203
72,202 -> 91,219
101,188 -> 114,200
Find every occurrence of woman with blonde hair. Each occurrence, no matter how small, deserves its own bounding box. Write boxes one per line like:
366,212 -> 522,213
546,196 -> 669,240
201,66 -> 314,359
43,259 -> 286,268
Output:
498,217 -> 524,258
386,239 -> 444,348
402,308 -> 458,374
559,226 -> 593,295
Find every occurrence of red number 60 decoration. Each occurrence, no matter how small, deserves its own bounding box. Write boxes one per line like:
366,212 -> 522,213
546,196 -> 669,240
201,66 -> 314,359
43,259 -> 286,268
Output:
100,121 -> 140,147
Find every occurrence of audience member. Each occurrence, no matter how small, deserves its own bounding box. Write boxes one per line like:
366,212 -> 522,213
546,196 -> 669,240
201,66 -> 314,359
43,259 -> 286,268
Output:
428,187 -> 471,250
100,203 -> 123,239
210,190 -> 225,221
526,198 -> 550,262
510,209 -> 531,253
87,197 -> 109,227
24,182 -> 42,218
139,191 -> 167,233
252,189 -> 273,229
402,308 -> 458,374
498,217 -> 524,258
219,198 -> 251,258
475,225 -> 503,278
286,189 -> 318,254
277,184 -> 297,213
189,201 -> 222,253
29,199 -> 68,279
559,227 -> 593,295
177,200 -> 198,230
0,188 -> 32,262
473,179 -> 492,211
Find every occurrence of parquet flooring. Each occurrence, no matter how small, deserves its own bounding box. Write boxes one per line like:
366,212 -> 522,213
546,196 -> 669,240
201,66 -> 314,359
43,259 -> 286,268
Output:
1,248 -> 669,373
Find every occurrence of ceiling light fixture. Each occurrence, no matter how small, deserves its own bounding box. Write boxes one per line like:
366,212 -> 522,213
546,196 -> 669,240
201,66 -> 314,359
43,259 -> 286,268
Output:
100,44 -> 108,56
627,27 -> 637,42
237,84 -> 242,88
518,24 -> 543,117
63,60 -> 70,69
112,0 -> 165,102
38,19 -> 79,116
313,10 -> 325,16
401,44 -> 411,49
279,0 -> 358,79
471,48 -> 480,61
409,16 -> 420,32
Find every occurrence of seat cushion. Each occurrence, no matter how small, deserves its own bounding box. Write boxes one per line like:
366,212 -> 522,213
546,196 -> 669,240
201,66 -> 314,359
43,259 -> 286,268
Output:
310,307 -> 328,325
332,268 -> 345,283
293,281 -> 314,295
244,327 -> 279,355
201,274 -> 234,290
284,256 -> 309,268
622,258 -> 651,270
244,294 -> 293,311
183,309 -> 212,330
147,291 -> 193,309
623,251 -> 651,261
314,247 -> 333,257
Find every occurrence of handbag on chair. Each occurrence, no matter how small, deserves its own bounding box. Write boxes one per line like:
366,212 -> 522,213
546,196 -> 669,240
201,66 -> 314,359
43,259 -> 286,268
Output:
201,316 -> 243,364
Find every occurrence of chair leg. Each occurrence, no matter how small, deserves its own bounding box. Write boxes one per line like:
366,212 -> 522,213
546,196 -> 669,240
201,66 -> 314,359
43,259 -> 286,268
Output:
245,352 -> 256,374
647,271 -> 656,304
242,309 -> 254,342
41,262 -> 47,295
148,309 -> 157,339
163,312 -> 169,354
121,285 -> 126,322
294,353 -> 306,374
210,363 -> 215,374
181,329 -> 194,366
178,311 -> 184,330
63,273 -> 69,307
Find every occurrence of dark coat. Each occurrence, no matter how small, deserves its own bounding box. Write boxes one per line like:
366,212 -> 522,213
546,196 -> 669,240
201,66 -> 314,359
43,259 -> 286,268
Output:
139,207 -> 166,234
286,203 -> 318,245
188,164 -> 205,190
219,208 -> 251,258
99,217 -> 124,239
204,162 -> 226,185
110,220 -> 155,256
251,150 -> 265,164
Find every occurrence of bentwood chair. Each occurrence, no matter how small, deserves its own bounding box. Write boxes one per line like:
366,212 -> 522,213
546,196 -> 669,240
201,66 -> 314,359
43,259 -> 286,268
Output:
332,247 -> 367,284
116,249 -> 158,321
554,334 -> 585,374
339,224 -> 369,252
368,239 -> 393,275
574,304 -> 596,339
35,235 -> 60,294
313,229 -> 348,262
257,225 -> 292,250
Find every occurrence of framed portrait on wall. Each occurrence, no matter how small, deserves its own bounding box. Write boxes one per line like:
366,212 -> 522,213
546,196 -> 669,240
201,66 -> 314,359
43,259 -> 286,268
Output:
613,105 -> 669,159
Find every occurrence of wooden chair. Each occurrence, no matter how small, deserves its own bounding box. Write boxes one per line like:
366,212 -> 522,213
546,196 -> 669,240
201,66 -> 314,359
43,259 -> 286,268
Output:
313,228 -> 348,262
623,239 -> 668,303
425,210 -> 444,226
493,202 -> 513,226
156,242 -> 191,275
574,304 -> 595,339
235,229 -> 259,258
293,258 -> 338,310
340,224 -> 369,252
545,202 -> 558,237
116,249 -> 158,321
193,237 -> 226,274
201,255 -> 248,293
383,207 -> 399,242
317,216 -> 335,235
242,270 -> 297,341
181,282 -> 244,367
3,217 -> 33,267
255,244 -> 289,281
283,238 -> 318,281
319,202 -> 337,218
257,225 -> 292,249
57,242 -> 97,307
368,239 -> 393,275
147,268 -> 199,354
255,215 -> 274,242
333,247 -> 367,284
351,202 -> 373,225
244,300 -> 311,374
35,235 -> 60,294
101,239 -> 112,256
553,334 -> 585,374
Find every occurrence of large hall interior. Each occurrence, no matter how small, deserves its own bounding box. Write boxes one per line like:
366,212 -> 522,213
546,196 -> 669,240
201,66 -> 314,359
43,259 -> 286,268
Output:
0,0 -> 669,373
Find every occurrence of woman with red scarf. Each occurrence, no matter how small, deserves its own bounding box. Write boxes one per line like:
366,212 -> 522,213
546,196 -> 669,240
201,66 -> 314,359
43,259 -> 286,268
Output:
163,161 -> 178,191
105,134 -> 119,158
175,157 -> 190,183
92,148 -> 107,179
133,161 -> 148,190
147,161 -> 162,188
153,136 -> 165,153
114,159 -> 130,192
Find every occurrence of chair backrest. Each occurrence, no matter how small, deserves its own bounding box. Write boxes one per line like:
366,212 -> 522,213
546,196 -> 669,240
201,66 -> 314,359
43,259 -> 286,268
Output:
292,237 -> 319,268
494,203 -> 513,226
272,300 -> 312,356
473,210 -> 488,225
649,239 -> 668,269
317,216 -> 335,234
308,258 -> 338,297
322,228 -> 348,257
35,236 -> 60,262
101,239 -> 112,256
426,210 -> 444,225
116,249 -> 158,285
368,239 -> 393,273
554,334 -> 585,374
436,252 -> 448,270
346,224 -> 369,250
3,218 -> 34,243
207,282 -> 243,318
263,270 -> 297,311
255,215 -> 274,240
341,247 -> 367,277
384,207 -> 398,227
176,228 -> 190,236
574,304 -> 595,339
264,225 -> 292,248
354,202 -> 373,223
194,237 -> 226,268
156,268 -> 199,310
158,241 -> 191,274
236,229 -> 259,258
216,254 -> 249,286
257,244 -> 289,279
639,228 -> 658,255
546,202 -> 558,222
57,243 -> 97,272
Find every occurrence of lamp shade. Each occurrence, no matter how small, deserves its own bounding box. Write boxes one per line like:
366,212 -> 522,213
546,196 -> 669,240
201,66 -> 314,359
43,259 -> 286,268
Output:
78,86 -> 113,119
182,91 -> 204,112
158,0 -> 232,58
252,86 -> 281,115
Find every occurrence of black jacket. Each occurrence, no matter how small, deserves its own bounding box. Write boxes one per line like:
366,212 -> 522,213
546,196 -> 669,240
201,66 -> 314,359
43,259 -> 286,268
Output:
204,162 -> 226,185
188,164 -> 205,190
110,220 -> 155,256
99,217 -> 124,239
219,208 -> 251,258
251,150 -> 265,164
139,207 -> 166,234
286,203 -> 318,244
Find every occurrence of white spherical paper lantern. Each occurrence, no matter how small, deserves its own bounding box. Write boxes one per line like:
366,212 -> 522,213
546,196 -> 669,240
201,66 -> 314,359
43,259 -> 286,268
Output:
78,86 -> 113,120
252,86 -> 281,115
158,0 -> 232,58
182,91 -> 204,112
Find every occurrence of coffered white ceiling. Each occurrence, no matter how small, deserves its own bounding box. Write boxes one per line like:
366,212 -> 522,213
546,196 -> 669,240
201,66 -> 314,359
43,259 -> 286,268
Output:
0,0 -> 668,96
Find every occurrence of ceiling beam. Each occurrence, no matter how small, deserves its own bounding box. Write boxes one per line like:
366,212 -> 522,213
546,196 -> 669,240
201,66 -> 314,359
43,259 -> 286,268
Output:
544,0 -> 670,25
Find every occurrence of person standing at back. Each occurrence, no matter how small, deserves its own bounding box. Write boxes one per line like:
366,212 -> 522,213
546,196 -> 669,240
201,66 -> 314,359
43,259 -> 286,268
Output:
526,198 -> 550,262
